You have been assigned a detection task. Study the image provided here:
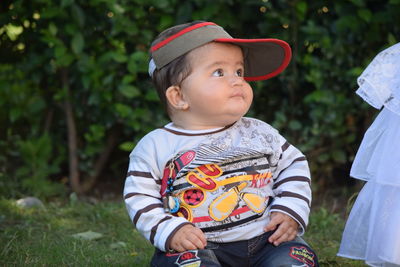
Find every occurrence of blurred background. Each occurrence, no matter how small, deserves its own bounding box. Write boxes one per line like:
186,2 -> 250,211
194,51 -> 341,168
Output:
1,0 -> 399,211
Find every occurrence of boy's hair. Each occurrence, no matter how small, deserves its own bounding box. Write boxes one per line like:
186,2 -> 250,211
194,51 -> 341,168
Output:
150,21 -> 204,114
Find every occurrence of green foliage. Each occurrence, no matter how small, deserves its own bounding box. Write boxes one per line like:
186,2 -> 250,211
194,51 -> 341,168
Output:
15,134 -> 65,198
0,0 -> 400,196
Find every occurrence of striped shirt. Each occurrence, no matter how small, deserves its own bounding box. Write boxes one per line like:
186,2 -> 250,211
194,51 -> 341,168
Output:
123,117 -> 311,252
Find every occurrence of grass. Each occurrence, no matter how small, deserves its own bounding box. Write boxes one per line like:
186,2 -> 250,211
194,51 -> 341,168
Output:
0,198 -> 366,266
0,198 -> 153,266
305,207 -> 365,266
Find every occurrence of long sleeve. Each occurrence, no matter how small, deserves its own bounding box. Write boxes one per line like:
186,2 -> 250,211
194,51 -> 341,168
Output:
123,143 -> 191,252
269,137 -> 311,235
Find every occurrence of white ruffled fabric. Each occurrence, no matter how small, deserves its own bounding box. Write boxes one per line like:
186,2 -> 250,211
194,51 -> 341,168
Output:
355,43 -> 400,115
338,43 -> 400,267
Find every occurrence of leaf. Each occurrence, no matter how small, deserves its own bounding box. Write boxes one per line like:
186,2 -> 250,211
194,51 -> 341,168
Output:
5,24 -> 23,41
115,103 -> 133,118
113,3 -> 125,14
159,15 -> 174,30
122,75 -> 135,84
289,120 -> 302,131
40,7 -> 62,19
152,0 -> 170,9
119,141 -> 135,152
348,67 -> 364,77
84,124 -> 105,142
70,4 -> 85,28
295,1 -> 308,20
118,85 -> 140,98
110,241 -> 127,249
127,59 -> 138,74
48,23 -> 58,36
128,51 -> 148,73
69,192 -> 78,204
130,251 -> 138,257
388,33 -> 397,45
145,90 -> 159,102
357,9 -> 372,22
332,150 -> 347,164
111,52 -> 128,63
349,0 -> 365,6
61,0 -> 75,8
317,153 -> 329,163
28,97 -> 46,114
71,231 -> 103,241
71,33 -> 84,54
335,15 -> 361,33
9,108 -> 22,122
54,44 -> 74,67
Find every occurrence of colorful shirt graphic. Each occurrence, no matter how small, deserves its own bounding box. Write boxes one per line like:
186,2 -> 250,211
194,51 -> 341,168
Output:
162,145 -> 273,232
124,118 -> 311,251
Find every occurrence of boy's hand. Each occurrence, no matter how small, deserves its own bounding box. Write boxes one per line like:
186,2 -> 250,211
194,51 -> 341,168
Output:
169,224 -> 207,252
264,212 -> 299,246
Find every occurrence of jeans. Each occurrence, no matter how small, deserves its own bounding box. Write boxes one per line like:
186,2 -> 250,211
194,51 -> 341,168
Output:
150,231 -> 319,267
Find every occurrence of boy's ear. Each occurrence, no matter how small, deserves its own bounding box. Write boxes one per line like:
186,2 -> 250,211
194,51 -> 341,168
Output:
165,85 -> 189,110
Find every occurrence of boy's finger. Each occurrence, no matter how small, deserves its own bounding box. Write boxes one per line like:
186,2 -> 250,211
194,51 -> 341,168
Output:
193,228 -> 207,246
268,221 -> 290,243
187,232 -> 206,249
264,215 -> 280,232
267,225 -> 283,243
188,234 -> 205,249
194,238 -> 206,249
174,243 -> 185,252
182,238 -> 199,251
272,231 -> 290,246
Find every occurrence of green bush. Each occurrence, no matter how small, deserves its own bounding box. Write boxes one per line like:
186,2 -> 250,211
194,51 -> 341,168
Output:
0,0 -> 399,196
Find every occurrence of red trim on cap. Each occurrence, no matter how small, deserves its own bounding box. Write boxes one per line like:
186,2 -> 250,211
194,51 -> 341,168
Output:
215,38 -> 292,81
151,22 -> 217,52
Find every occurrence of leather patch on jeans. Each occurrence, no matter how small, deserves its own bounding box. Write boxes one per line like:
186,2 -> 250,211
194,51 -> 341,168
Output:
289,246 -> 315,266
174,250 -> 201,267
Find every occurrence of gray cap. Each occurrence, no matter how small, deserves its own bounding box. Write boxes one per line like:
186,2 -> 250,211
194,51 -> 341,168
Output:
149,22 -> 292,81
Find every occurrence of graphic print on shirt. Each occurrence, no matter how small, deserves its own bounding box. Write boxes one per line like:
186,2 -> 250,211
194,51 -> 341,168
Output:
160,144 -> 274,232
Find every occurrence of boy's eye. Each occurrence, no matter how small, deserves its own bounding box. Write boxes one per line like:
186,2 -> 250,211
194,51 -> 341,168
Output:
212,69 -> 224,77
236,69 -> 243,77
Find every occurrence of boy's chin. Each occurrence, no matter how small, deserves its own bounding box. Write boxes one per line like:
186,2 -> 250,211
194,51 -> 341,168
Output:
213,115 -> 244,127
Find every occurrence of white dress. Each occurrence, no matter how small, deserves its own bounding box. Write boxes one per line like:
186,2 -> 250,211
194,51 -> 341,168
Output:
338,43 -> 400,267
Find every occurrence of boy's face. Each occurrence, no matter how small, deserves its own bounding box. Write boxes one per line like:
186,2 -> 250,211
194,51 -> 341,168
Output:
178,42 -> 253,129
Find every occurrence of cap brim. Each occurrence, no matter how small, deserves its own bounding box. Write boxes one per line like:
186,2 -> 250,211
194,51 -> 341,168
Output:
215,38 -> 292,81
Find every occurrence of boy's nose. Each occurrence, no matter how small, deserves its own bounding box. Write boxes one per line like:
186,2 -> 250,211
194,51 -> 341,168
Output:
230,75 -> 243,86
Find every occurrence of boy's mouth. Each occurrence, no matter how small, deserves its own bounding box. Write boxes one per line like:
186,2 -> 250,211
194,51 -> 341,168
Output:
231,92 -> 245,98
